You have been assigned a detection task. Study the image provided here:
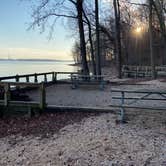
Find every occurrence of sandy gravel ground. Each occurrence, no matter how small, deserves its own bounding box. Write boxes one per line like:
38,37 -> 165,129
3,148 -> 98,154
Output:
1,66 -> 166,165
0,112 -> 166,166
26,79 -> 166,108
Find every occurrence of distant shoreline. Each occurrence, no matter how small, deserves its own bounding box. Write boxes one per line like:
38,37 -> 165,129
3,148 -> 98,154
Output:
0,59 -> 74,63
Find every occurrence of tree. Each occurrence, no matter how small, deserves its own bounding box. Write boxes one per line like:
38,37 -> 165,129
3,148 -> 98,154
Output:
83,7 -> 96,75
152,0 -> 166,41
76,0 -> 89,75
28,0 -> 89,75
71,41 -> 81,64
149,0 -> 156,78
95,0 -> 101,75
113,0 -> 122,78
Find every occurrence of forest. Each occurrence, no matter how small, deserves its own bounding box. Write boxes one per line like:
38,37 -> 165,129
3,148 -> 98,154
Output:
29,0 -> 166,78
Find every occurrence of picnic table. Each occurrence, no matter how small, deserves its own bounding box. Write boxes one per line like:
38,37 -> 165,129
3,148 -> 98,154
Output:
110,89 -> 166,122
70,74 -> 106,90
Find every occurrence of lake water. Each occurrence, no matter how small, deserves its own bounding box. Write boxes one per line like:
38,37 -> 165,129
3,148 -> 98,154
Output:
0,60 -> 78,82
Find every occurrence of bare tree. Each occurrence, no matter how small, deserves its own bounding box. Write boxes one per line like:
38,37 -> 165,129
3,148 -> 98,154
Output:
149,0 -> 156,78
152,0 -> 166,41
95,0 -> 101,76
28,0 -> 89,75
113,0 -> 122,78
83,10 -> 96,75
76,0 -> 89,75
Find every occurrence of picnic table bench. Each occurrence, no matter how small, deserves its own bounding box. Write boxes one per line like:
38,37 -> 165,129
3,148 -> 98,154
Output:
110,89 -> 166,122
70,74 -> 106,90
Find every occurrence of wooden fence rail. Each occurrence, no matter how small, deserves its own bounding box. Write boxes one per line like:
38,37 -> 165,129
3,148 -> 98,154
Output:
0,71 -> 78,83
122,65 -> 166,78
0,82 -> 46,116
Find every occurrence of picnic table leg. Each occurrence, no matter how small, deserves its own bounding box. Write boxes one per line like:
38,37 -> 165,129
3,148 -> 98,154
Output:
71,77 -> 78,89
120,91 -> 125,122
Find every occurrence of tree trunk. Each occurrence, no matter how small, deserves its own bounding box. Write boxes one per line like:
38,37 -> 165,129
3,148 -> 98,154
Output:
152,0 -> 166,42
95,0 -> 101,76
76,0 -> 89,75
113,0 -> 122,78
83,9 -> 96,75
88,24 -> 96,75
149,0 -> 156,79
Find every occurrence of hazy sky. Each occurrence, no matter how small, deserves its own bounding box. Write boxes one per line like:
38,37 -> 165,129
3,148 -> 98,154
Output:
0,0 -> 142,60
0,0 -> 74,60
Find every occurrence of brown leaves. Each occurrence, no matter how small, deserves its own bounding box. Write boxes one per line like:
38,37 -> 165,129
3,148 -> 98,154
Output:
0,112 -> 98,138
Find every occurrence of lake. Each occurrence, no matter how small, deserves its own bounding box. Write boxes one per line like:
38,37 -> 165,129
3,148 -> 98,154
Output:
0,60 -> 78,82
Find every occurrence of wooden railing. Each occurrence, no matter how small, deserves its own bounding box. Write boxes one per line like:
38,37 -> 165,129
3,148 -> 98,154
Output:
0,82 -> 46,111
122,65 -> 166,78
111,89 -> 166,122
0,72 -> 78,83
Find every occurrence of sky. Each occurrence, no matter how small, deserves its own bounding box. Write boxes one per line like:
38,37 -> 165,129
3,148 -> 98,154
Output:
0,0 -> 74,60
0,0 -> 142,60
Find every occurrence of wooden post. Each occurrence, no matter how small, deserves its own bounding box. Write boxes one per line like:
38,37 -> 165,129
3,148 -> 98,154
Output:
34,73 -> 38,83
4,83 -> 10,107
53,72 -> 57,83
15,75 -> 20,90
44,74 -> 47,82
52,72 -> 53,82
16,74 -> 19,82
26,76 -> 29,83
39,82 -> 46,110
120,91 -> 125,122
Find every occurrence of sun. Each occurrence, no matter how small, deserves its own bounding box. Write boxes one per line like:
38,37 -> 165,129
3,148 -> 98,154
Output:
135,27 -> 142,34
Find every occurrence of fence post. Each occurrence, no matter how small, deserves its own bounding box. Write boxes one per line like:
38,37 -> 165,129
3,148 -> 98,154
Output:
120,91 -> 125,122
44,74 -> 47,82
53,72 -> 57,83
16,74 -> 19,82
34,73 -> 38,83
39,82 -> 46,111
4,83 -> 10,107
26,76 -> 29,83
52,72 -> 57,82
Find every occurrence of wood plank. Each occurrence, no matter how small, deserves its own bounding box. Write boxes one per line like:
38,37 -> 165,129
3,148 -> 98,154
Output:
0,72 -> 79,81
112,97 -> 166,101
0,101 -> 39,107
46,105 -> 115,113
0,82 -> 40,87
111,89 -> 166,94
9,101 -> 39,107
109,104 -> 166,110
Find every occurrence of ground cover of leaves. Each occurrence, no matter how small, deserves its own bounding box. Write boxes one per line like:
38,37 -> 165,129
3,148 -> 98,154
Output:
0,111 -> 166,166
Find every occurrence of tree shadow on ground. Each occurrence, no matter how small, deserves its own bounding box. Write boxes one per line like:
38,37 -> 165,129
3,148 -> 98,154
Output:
0,112 -> 100,138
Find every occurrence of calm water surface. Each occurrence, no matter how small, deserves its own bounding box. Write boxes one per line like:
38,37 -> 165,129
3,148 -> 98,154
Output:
0,60 -> 78,81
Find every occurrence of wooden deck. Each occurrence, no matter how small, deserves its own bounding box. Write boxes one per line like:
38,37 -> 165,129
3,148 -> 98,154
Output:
0,72 -> 112,117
